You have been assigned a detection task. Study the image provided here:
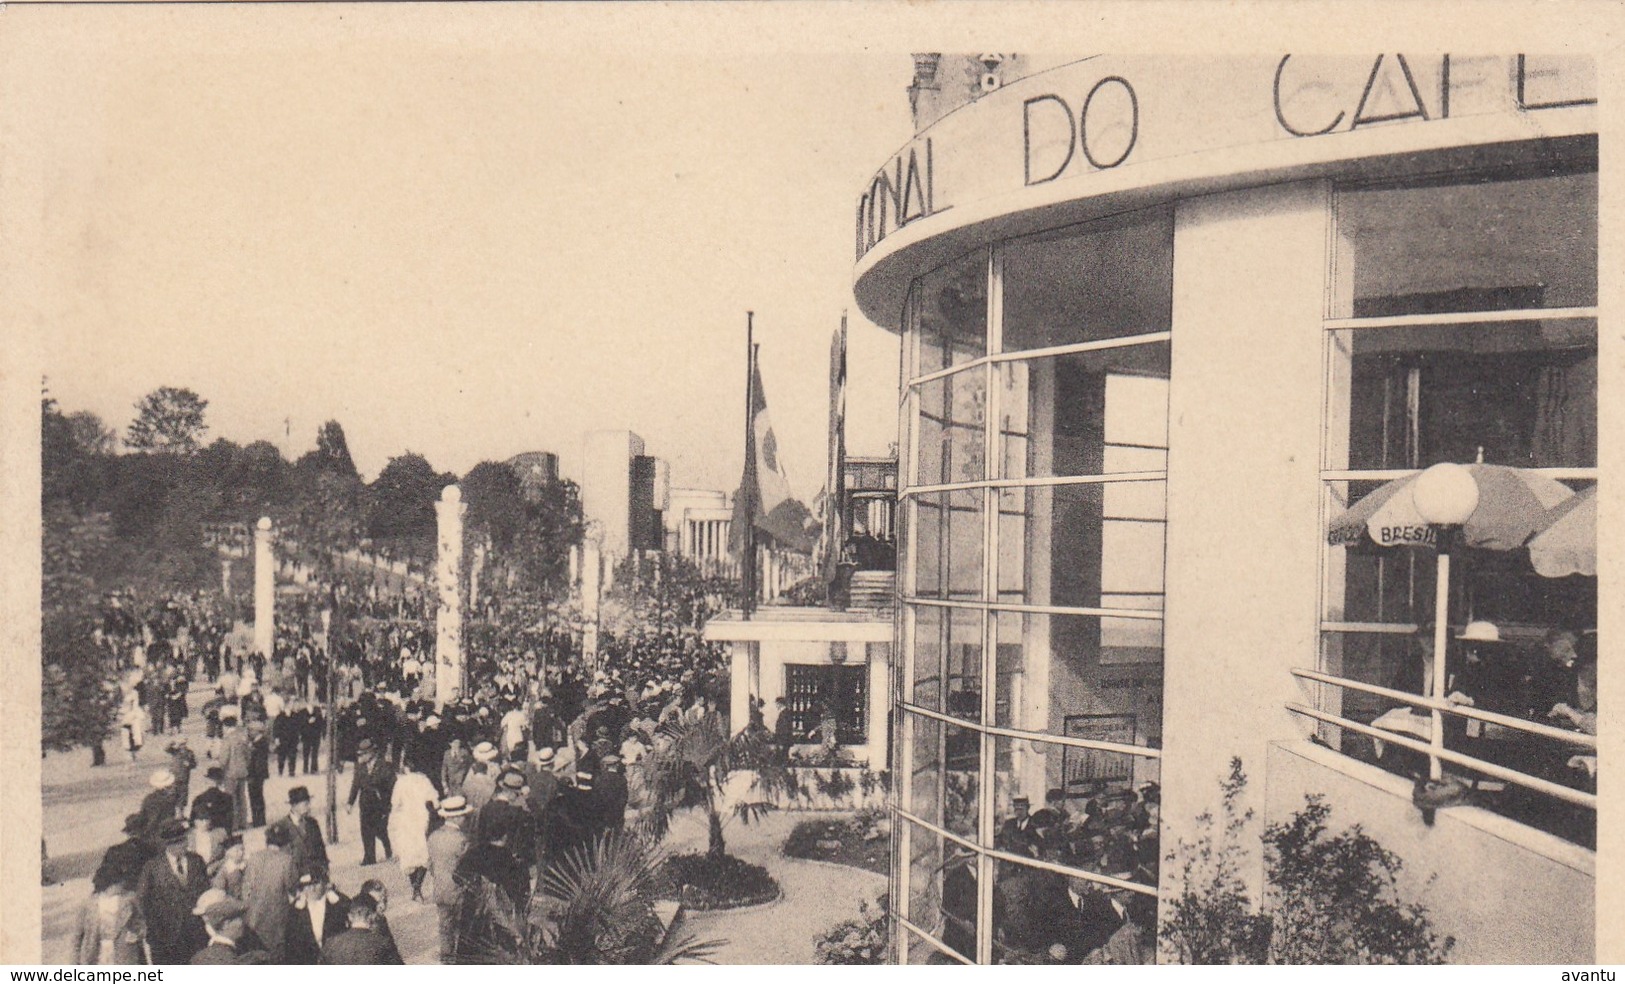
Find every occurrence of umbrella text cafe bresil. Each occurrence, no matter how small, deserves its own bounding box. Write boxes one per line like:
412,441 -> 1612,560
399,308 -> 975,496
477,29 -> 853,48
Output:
1529,484 -> 1597,579
1325,463 -> 1576,780
1327,463 -> 1576,552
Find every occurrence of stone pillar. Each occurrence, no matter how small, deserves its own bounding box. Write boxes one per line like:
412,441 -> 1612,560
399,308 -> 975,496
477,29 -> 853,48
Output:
568,545 -> 580,587
435,484 -> 466,708
253,517 -> 274,657
581,541 -> 601,665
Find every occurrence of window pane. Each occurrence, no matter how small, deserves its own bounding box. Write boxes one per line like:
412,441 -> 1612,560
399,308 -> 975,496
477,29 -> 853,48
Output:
909,709 -> 981,839
990,733 -> 1160,887
993,611 -> 1163,738
910,711 -> 944,827
990,854 -> 1157,965
909,490 -> 988,601
1328,319 -> 1597,470
910,604 -> 942,713
945,606 -> 984,723
914,496 -> 941,599
1002,209 -> 1174,353
997,347 -> 1169,480
996,483 -> 1166,611
1336,170 -> 1597,316
915,368 -> 987,485
905,819 -> 979,963
915,250 -> 988,375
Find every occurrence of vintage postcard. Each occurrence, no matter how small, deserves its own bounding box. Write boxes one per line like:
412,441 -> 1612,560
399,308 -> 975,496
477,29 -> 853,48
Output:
0,2 -> 1619,969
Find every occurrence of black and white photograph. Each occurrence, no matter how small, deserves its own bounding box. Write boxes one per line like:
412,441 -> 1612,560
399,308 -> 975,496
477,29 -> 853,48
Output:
0,6 -> 1618,969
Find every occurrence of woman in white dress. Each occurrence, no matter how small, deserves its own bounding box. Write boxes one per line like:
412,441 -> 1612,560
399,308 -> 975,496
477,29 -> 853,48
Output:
388,765 -> 438,901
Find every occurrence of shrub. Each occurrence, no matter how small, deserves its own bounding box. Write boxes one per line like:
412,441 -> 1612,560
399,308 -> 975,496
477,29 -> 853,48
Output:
814,894 -> 889,964
1161,757 -> 1453,965
662,851 -> 780,910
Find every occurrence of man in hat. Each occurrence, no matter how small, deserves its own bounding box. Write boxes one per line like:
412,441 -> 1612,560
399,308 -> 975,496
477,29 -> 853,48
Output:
455,812 -> 529,913
427,796 -> 472,963
138,769 -> 180,840
269,785 -> 329,875
219,708 -> 252,832
478,769 -> 534,861
462,741 -> 500,812
409,712 -> 445,785
999,796 -> 1037,853
246,716 -> 272,827
190,892 -> 268,964
167,738 -> 198,811
300,700 -> 325,776
95,814 -> 154,892
136,817 -> 210,964
286,865 -> 351,964
440,735 -> 472,798
243,822 -> 299,962
191,766 -> 234,834
347,738 -> 396,866
318,891 -> 402,965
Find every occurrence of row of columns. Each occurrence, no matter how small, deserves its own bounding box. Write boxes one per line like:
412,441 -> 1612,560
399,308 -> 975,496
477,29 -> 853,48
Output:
247,483 -> 470,711
684,518 -> 731,564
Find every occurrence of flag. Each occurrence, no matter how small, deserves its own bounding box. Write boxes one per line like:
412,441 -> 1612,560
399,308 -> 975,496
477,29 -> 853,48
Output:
732,355 -> 821,554
822,316 -> 848,580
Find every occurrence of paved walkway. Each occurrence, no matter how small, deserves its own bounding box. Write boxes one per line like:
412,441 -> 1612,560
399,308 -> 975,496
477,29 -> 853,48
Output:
661,810 -> 886,965
41,681 -> 883,965
41,677 -> 441,964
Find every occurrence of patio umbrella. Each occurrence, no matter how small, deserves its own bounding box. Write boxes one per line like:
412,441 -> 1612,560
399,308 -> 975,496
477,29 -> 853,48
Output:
1327,463 -> 1576,552
1325,463 -> 1574,781
1528,485 -> 1597,578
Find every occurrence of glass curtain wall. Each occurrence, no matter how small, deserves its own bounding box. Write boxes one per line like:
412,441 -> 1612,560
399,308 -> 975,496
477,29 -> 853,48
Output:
1319,165 -> 1598,846
894,210 -> 1173,965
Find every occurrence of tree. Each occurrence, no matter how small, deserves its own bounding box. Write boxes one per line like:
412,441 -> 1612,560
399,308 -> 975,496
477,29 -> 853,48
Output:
455,834 -> 721,965
125,386 -> 209,454
639,716 -> 794,859
365,451 -> 451,544
41,504 -> 121,754
295,420 -> 360,485
461,461 -> 527,553
66,411 -> 117,455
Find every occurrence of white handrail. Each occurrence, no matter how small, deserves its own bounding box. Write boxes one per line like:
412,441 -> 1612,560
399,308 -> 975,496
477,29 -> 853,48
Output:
1285,702 -> 1596,810
1291,668 -> 1596,750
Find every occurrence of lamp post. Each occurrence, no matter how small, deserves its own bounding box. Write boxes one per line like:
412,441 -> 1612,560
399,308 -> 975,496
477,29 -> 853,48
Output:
1411,462 -> 1479,781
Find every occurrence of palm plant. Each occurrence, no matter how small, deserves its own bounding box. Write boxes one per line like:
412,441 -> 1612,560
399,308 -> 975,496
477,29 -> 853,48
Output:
640,715 -> 797,858
456,832 -> 723,965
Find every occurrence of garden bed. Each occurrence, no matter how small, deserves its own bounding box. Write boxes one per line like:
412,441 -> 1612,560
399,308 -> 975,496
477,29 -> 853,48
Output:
782,810 -> 891,876
661,852 -> 781,911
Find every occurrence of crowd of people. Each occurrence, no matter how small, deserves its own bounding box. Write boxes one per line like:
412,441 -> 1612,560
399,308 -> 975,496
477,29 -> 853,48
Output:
930,782 -> 1160,965
70,570 -> 734,965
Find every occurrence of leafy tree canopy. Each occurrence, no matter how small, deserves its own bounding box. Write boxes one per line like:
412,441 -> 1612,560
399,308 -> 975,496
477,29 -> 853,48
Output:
125,386 -> 209,454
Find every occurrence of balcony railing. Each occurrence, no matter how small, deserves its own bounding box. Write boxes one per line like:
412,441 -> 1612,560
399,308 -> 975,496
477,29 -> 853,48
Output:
1287,668 -> 1596,813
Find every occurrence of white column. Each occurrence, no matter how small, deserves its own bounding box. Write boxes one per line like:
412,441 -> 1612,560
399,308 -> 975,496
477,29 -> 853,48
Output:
435,484 -> 466,708
252,517 -> 274,657
729,641 -> 756,737
867,642 -> 890,769
581,541 -> 601,665
221,557 -> 233,598
1160,181 -> 1331,903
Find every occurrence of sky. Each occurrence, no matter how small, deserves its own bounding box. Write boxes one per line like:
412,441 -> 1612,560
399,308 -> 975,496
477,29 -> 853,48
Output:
19,8 -> 910,499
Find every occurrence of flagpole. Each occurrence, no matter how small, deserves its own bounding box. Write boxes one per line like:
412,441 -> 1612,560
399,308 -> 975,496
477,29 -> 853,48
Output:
742,312 -> 757,621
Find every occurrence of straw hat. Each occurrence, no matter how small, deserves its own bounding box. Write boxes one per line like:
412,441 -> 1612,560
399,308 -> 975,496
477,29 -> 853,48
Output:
1456,620 -> 1502,643
437,795 -> 473,819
